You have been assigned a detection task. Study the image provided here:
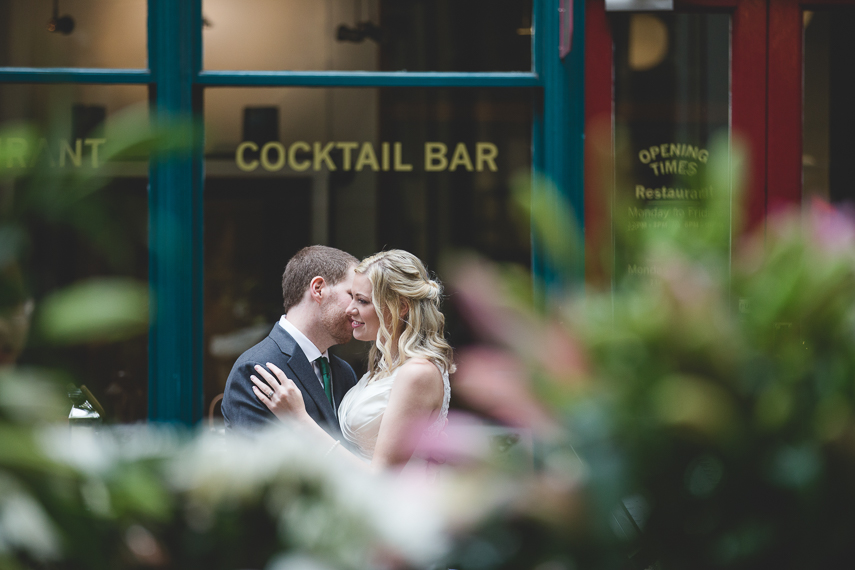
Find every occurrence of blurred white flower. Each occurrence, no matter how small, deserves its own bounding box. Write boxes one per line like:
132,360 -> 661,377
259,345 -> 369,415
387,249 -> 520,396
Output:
29,422 -> 449,570
267,552 -> 338,570
37,424 -> 184,476
0,475 -> 61,561
169,424 -> 449,569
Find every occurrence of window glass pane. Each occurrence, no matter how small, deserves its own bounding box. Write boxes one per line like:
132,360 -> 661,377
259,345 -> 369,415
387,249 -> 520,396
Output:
203,0 -> 532,72
803,8 -> 855,204
0,0 -> 147,68
0,84 -> 149,422
612,13 -> 731,286
203,87 -> 532,417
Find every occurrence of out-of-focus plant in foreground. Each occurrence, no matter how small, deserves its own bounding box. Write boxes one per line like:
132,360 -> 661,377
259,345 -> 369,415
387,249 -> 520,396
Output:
8,107 -> 855,570
0,380 -> 446,570
441,154 -> 855,569
0,113 -> 448,570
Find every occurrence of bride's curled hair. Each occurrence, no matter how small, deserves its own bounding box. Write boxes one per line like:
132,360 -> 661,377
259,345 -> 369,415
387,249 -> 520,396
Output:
356,250 -> 455,379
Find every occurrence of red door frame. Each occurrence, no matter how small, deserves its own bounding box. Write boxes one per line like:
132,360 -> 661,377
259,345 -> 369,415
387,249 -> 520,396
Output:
584,0 -> 767,283
767,0 -> 855,214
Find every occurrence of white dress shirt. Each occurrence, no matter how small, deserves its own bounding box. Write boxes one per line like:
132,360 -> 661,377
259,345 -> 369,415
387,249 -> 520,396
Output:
278,315 -> 329,389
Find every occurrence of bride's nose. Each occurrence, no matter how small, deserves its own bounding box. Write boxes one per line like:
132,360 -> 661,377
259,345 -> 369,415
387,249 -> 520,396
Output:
346,302 -> 358,315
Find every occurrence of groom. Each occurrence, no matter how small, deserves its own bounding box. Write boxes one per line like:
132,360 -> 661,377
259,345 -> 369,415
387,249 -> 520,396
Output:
222,245 -> 359,436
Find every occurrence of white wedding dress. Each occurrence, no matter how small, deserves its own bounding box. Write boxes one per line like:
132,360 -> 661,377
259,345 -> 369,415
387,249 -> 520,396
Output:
338,365 -> 451,464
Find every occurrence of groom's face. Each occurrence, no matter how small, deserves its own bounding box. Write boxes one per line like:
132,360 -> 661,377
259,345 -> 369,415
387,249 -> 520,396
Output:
320,266 -> 356,345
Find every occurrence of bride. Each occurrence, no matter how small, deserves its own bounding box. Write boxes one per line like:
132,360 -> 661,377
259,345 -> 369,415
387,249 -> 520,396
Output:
250,249 -> 454,472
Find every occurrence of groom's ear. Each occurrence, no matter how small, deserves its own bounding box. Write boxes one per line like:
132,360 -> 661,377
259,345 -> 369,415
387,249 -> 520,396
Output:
309,276 -> 326,304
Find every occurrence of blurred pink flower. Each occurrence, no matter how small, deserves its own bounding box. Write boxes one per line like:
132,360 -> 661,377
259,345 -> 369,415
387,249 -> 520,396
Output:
453,347 -> 561,438
449,256 -> 588,386
806,197 -> 855,255
415,412 -> 501,466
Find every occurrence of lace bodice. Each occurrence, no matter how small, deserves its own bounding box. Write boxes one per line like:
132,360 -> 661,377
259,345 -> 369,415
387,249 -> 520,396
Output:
338,364 -> 451,462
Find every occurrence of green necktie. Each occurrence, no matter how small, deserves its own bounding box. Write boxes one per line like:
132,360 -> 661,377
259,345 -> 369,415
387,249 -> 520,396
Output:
317,356 -> 334,410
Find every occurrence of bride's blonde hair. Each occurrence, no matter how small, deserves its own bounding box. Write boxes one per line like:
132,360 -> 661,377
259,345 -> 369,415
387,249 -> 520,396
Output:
356,250 -> 455,379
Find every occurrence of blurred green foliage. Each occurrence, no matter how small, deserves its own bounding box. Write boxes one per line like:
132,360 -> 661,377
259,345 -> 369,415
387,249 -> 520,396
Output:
446,155 -> 855,569
0,108 -> 189,420
0,112 -> 446,570
0,377 -> 440,570
35,278 -> 148,345
6,101 -> 855,570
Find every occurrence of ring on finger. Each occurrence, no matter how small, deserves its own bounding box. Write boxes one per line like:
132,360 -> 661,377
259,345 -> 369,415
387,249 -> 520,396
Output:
266,390 -> 274,398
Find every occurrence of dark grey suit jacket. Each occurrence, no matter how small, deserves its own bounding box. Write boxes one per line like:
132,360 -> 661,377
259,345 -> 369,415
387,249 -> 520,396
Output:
221,323 -> 358,436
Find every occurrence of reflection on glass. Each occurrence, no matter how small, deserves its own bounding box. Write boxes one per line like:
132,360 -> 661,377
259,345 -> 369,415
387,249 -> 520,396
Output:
803,8 -> 855,204
0,84 -> 149,422
203,0 -> 532,72
203,87 -> 532,417
0,0 -> 147,68
613,13 -> 731,285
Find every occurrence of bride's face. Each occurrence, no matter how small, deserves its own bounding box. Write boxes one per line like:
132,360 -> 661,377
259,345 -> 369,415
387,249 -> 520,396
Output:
347,272 -> 380,341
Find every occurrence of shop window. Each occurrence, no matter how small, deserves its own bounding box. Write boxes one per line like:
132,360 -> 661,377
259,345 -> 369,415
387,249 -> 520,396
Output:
202,0 -> 533,72
0,84 -> 149,422
203,86 -> 532,416
611,12 -> 731,286
0,0 -> 147,68
803,8 -> 855,204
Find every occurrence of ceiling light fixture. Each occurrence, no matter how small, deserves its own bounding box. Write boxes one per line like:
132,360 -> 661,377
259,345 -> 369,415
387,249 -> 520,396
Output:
47,0 -> 75,35
336,0 -> 382,44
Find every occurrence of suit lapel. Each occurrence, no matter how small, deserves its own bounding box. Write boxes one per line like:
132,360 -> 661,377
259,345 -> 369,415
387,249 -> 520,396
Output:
269,326 -> 338,424
329,356 -> 353,410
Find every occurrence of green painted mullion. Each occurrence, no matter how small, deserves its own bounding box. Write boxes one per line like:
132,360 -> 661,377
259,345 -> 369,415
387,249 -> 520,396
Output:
148,0 -> 203,424
191,0 -> 205,428
536,0 -> 585,298
197,70 -> 542,88
533,0 -> 545,76
532,88 -> 547,309
0,67 -> 150,83
532,0 -> 553,302
566,0 -> 586,285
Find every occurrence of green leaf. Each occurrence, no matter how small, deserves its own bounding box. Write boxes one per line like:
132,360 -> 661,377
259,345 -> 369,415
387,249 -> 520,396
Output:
35,279 -> 148,345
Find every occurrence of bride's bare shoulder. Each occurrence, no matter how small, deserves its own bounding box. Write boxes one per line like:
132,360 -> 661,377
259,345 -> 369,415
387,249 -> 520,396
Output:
397,358 -> 443,387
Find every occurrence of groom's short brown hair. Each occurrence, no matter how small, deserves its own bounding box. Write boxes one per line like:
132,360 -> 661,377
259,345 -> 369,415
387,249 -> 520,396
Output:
282,245 -> 358,312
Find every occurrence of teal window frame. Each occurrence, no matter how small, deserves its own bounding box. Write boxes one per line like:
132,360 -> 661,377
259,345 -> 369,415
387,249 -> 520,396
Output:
0,0 -> 585,424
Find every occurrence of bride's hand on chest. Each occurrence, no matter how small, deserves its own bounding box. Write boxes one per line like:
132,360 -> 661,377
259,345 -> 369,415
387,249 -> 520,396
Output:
250,362 -> 313,425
